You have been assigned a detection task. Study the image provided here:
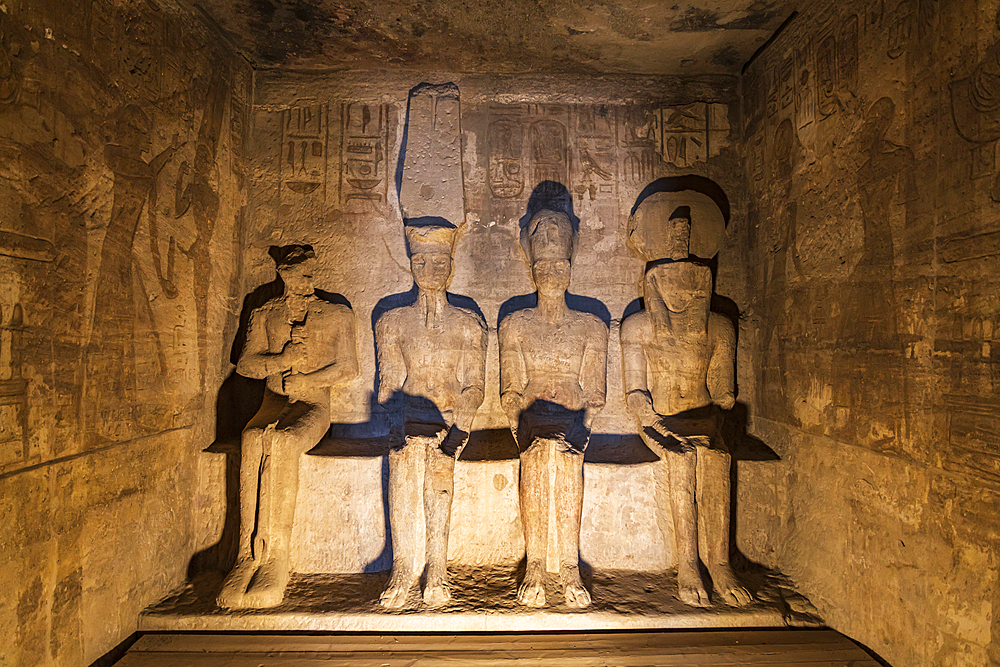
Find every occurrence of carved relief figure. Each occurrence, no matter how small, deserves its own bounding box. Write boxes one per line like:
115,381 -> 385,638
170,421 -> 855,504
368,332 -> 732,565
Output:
218,245 -> 359,609
85,104 -> 180,443
759,119 -> 805,426
499,209 -> 608,608
951,8 -> 1000,201
375,225 -> 487,608
621,192 -> 751,607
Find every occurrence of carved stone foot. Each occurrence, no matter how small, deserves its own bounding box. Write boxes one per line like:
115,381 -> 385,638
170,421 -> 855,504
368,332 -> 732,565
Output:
380,569 -> 417,609
422,581 -> 451,607
517,560 -> 546,608
709,563 -> 753,607
242,556 -> 291,608
677,561 -> 710,607
216,558 -> 255,609
560,565 -> 591,608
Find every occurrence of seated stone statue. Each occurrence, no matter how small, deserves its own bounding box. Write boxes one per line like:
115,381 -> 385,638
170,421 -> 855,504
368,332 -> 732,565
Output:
375,224 -> 487,608
217,245 -> 359,609
499,209 -> 608,608
621,259 -> 751,607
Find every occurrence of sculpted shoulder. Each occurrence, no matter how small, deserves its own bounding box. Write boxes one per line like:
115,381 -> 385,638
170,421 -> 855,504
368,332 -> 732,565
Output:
499,308 -> 534,336
449,303 -> 487,334
309,299 -> 354,324
250,299 -> 283,324
620,310 -> 652,342
708,312 -> 735,346
573,310 -> 608,336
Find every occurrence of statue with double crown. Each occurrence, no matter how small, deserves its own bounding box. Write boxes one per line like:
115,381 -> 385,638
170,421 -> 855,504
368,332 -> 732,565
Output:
375,224 -> 487,608
620,190 -> 752,607
499,209 -> 608,608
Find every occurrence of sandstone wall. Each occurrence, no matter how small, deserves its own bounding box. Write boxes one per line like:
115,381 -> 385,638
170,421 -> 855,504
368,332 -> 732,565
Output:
739,1 -> 1000,664
0,0 -> 250,664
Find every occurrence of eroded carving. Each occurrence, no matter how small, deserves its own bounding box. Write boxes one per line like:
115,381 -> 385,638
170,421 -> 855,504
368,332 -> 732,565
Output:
0,303 -> 27,464
340,102 -> 388,205
621,192 -> 750,608
656,103 -> 730,168
399,83 -> 464,225
499,209 -> 608,608
375,225 -> 487,608
218,246 -> 359,609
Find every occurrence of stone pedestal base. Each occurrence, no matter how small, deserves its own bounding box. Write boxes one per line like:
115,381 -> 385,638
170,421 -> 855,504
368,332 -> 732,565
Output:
140,565 -> 820,633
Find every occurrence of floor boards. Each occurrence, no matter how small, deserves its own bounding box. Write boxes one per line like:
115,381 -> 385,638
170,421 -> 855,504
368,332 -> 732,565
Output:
116,629 -> 881,666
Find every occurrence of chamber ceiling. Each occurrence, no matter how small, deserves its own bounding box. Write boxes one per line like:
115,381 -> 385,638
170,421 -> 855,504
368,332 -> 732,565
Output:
191,0 -> 797,74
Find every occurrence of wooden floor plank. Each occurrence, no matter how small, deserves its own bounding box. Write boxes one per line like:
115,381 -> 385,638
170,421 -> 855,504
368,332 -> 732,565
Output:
118,629 -> 879,666
129,629 -> 853,653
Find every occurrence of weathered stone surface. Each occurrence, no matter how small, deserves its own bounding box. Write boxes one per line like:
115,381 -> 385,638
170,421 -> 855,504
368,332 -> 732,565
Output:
0,0 -> 251,663
739,1 -> 1000,664
398,83 -> 465,226
189,1 -> 794,75
138,564 -> 819,632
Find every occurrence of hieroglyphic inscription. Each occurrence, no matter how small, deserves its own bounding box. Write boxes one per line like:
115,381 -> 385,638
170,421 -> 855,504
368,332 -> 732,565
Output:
840,15 -> 859,94
281,103 -> 328,199
656,103 -> 730,168
530,119 -> 568,185
766,67 -> 779,117
0,303 -> 27,467
795,45 -> 817,130
815,28 -> 838,118
750,133 -> 765,183
886,0 -> 913,59
488,118 -> 524,199
340,102 -> 389,205
621,106 -> 657,186
944,394 -> 1000,487
487,104 -> 569,198
778,58 -> 794,110
572,105 -> 615,200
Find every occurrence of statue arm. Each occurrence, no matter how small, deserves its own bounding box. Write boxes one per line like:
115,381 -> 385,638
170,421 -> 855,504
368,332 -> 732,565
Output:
581,321 -> 608,420
498,318 -> 527,426
236,308 -> 287,379
375,315 -> 406,405
104,145 -> 150,178
295,309 -> 360,388
621,315 -> 658,426
708,313 -> 736,410
456,319 -> 487,432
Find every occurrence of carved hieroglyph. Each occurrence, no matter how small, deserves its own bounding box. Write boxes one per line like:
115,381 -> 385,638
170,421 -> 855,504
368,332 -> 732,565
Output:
217,246 -> 359,609
499,209 -> 608,608
621,193 -> 750,607
375,225 -> 487,608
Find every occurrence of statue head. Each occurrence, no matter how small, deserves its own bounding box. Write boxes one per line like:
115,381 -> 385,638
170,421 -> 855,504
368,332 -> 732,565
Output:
405,224 -> 456,291
627,188 -> 726,261
645,260 -> 712,315
270,244 -> 316,297
521,209 -> 574,296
